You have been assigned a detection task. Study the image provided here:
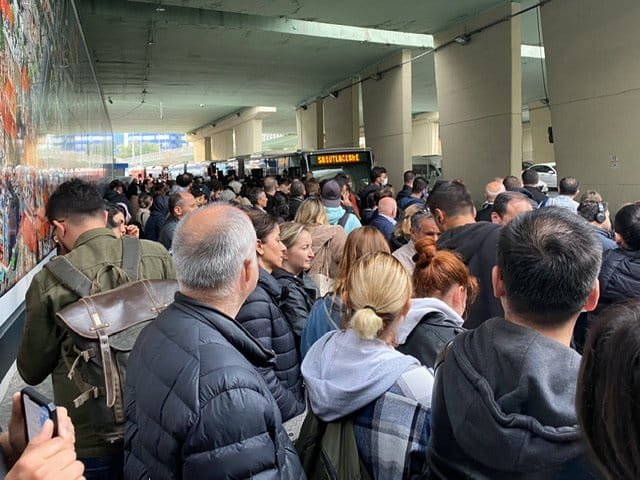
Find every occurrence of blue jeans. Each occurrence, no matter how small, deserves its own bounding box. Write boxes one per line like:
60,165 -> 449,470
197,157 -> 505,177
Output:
80,454 -> 124,480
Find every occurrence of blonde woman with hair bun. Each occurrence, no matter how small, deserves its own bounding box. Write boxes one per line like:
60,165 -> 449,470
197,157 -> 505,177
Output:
301,252 -> 433,479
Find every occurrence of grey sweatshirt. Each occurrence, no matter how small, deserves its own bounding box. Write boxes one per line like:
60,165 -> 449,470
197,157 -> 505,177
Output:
302,328 -> 433,421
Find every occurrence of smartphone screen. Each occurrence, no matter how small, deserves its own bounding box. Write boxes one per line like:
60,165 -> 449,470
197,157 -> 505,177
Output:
22,391 -> 55,441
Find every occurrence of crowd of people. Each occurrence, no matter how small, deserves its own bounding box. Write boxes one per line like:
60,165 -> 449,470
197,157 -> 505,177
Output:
2,164 -> 640,479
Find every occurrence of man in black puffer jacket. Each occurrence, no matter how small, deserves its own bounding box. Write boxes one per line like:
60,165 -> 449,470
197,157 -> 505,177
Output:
125,204 -> 304,479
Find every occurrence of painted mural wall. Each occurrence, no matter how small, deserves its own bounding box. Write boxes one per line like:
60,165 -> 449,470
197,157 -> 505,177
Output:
0,0 -> 112,297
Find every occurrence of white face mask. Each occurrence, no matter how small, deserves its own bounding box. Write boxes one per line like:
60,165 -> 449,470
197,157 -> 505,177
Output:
381,177 -> 388,186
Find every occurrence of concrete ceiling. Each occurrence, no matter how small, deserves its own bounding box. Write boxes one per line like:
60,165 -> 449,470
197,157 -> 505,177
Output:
77,0 -> 547,135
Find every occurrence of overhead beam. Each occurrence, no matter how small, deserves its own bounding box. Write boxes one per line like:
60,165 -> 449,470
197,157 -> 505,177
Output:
187,106 -> 277,140
117,1 -> 434,48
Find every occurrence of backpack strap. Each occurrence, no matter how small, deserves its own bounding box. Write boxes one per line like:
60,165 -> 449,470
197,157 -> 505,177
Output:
46,257 -> 92,298
337,209 -> 350,228
434,339 -> 454,374
121,236 -> 141,281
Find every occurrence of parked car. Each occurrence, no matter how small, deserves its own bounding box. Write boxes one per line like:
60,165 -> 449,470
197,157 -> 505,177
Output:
527,162 -> 557,190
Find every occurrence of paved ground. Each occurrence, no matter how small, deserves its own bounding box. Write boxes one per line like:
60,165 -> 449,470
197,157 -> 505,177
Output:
0,368 -> 307,442
0,368 -> 53,427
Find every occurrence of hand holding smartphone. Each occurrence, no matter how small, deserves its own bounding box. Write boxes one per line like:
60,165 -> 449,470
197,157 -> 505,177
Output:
20,387 -> 57,442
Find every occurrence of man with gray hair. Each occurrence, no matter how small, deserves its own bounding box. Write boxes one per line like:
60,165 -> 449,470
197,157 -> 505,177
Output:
124,204 -> 304,479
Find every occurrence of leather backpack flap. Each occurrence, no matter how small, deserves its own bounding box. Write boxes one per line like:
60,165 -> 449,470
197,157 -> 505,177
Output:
56,279 -> 178,338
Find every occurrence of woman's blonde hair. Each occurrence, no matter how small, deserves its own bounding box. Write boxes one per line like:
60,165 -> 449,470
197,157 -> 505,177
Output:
393,203 -> 424,241
294,197 -> 328,226
279,221 -> 308,249
347,252 -> 412,341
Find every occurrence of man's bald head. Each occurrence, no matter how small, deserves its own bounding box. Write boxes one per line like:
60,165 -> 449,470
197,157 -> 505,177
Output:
378,197 -> 397,218
172,204 -> 257,297
485,180 -> 506,202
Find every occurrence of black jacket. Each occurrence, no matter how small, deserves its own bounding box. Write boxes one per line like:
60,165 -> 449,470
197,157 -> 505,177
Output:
523,185 -> 547,205
272,268 -> 318,338
437,222 -> 503,328
598,246 -> 640,307
288,196 -> 304,221
475,203 -> 493,222
236,268 -> 305,421
397,311 -> 464,369
124,293 -> 304,479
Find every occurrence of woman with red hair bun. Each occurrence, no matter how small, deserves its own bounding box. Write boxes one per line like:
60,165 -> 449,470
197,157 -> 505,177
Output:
397,237 -> 478,368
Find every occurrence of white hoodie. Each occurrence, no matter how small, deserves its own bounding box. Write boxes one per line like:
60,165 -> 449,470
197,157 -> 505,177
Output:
397,297 -> 465,345
302,328 -> 433,422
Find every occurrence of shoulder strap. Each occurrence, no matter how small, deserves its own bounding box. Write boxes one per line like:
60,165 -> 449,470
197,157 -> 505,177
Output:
434,339 -> 454,374
121,236 -> 141,281
45,257 -> 92,298
337,210 -> 350,228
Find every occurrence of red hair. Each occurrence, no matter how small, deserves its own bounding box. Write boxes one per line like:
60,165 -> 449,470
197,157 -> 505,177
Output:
413,237 -> 478,306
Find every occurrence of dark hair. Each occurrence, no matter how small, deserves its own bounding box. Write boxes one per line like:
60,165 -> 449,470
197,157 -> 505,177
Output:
497,208 -> 600,326
176,173 -> 193,188
333,174 -> 349,190
191,187 -> 206,199
521,168 -> 539,186
169,192 -> 187,215
614,203 -> 640,250
578,200 -> 607,224
290,179 -> 305,197
502,175 -> 522,191
403,170 -> 416,184
105,202 -> 126,228
577,300 -> 640,480
427,180 -> 474,217
492,191 -> 532,218
412,177 -> 428,194
559,176 -> 579,195
370,166 -> 387,183
304,179 -> 320,197
247,186 -> 265,206
109,179 -> 125,191
209,179 -> 223,192
45,178 -> 105,222
245,208 -> 278,241
138,192 -> 153,209
373,187 -> 395,205
269,192 -> 289,220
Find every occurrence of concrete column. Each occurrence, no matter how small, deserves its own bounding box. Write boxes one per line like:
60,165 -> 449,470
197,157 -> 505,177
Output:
522,122 -> 533,164
193,136 -> 212,162
411,112 -> 441,156
296,101 -> 324,150
361,49 -> 413,189
528,100 -> 555,165
211,130 -> 234,160
541,0 -> 638,211
235,119 -> 262,156
434,3 -> 522,201
324,83 -> 359,148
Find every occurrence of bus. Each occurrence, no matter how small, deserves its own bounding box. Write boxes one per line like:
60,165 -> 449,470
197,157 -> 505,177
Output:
213,147 -> 374,191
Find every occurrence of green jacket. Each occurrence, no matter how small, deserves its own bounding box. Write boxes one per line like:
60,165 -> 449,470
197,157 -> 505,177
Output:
17,228 -> 175,458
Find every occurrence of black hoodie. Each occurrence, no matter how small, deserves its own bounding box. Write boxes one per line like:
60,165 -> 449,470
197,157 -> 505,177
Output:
437,221 -> 503,328
428,318 -> 593,480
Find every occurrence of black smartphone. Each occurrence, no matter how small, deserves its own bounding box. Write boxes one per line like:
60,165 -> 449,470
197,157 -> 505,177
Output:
21,387 -> 58,441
